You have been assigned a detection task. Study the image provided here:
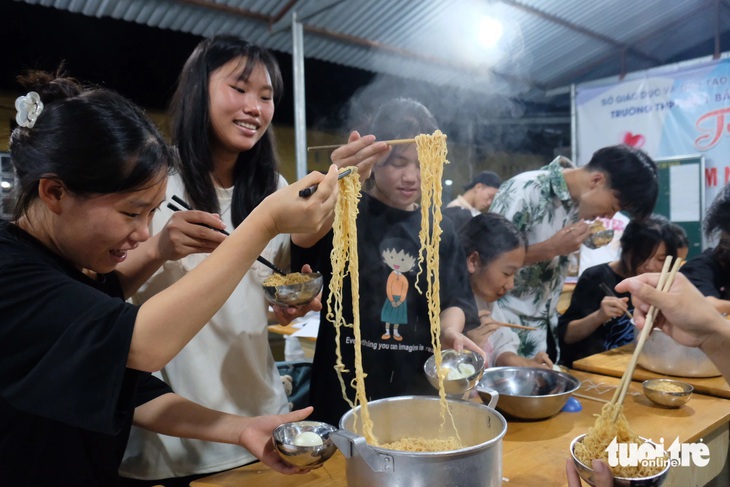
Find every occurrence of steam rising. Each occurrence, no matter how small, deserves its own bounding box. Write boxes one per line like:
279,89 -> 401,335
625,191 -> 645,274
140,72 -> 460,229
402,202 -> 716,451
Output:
310,0 -> 564,185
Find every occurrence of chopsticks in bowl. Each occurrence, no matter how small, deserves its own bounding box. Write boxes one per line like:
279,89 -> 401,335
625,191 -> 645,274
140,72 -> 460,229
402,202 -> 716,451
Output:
609,256 -> 683,419
307,138 -> 416,152
167,195 -> 286,276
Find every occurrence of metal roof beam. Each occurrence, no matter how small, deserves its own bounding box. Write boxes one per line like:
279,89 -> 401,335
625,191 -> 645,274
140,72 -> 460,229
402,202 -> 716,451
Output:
269,0 -> 345,34
547,0 -> 717,90
177,0 -> 272,23
168,0 -> 541,90
496,0 -> 661,64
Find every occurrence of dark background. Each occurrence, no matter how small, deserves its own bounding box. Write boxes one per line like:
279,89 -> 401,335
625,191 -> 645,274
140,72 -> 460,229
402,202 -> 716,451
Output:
1,1 -> 569,158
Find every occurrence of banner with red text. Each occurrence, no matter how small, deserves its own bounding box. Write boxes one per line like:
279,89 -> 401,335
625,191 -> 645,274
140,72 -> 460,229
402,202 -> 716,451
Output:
575,57 -> 730,214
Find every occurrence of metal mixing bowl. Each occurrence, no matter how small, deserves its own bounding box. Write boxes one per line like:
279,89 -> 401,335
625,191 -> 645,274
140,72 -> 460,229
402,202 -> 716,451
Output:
476,367 -> 580,420
643,379 -> 693,408
423,349 -> 485,397
638,328 -> 721,378
263,272 -> 323,307
570,434 -> 670,486
272,420 -> 338,468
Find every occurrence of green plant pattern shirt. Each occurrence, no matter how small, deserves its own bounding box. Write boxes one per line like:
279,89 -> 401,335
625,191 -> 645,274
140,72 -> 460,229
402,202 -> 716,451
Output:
489,157 -> 579,360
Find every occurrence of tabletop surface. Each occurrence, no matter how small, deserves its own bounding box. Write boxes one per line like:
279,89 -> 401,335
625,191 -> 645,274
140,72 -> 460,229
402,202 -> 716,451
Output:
572,344 -> 730,399
191,370 -> 730,487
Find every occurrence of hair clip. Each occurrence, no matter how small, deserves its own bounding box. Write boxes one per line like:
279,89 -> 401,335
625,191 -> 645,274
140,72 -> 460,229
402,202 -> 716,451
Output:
15,91 -> 44,129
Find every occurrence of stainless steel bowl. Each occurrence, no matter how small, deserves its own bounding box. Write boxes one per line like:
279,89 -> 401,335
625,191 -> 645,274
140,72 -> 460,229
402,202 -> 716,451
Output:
423,349 -> 485,397
476,367 -> 580,420
272,420 -> 338,468
570,434 -> 670,486
583,229 -> 615,249
263,272 -> 323,307
638,329 -> 721,378
643,379 -> 693,408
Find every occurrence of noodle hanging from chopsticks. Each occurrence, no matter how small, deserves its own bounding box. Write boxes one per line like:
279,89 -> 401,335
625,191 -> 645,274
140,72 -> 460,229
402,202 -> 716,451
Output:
414,130 -> 460,440
329,131 -> 462,452
575,257 -> 682,478
327,171 -> 378,443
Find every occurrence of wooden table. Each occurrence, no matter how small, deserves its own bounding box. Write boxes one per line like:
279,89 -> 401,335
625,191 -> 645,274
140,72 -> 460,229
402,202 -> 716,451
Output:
558,282 -> 576,314
573,344 -> 730,399
192,370 -> 730,487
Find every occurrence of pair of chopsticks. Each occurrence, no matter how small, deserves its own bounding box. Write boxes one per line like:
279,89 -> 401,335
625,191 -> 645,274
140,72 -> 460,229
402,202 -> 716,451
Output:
599,282 -> 634,321
307,138 -> 416,152
298,167 -> 354,197
609,256 -> 683,420
166,195 -> 286,276
494,321 -> 537,331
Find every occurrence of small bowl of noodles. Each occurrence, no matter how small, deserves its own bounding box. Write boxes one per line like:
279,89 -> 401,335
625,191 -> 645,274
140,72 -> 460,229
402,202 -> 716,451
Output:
583,220 -> 615,250
643,379 -> 693,408
262,272 -> 323,307
570,433 -> 670,486
272,420 -> 338,468
423,349 -> 485,398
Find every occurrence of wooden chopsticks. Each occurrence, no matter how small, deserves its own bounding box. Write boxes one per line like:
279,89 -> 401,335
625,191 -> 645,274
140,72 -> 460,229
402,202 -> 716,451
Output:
307,138 -> 416,152
494,321 -> 537,331
610,256 -> 683,420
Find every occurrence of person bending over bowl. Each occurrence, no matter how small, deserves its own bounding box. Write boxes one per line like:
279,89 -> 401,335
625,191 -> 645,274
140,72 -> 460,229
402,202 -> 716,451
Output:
458,213 -> 553,368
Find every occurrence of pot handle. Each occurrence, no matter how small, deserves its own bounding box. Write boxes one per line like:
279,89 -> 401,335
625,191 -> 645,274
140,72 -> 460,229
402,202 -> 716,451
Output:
330,429 -> 394,473
476,385 -> 500,409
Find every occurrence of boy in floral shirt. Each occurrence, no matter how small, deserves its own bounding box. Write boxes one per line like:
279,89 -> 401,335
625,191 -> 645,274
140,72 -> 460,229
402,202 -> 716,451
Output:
490,145 -> 658,361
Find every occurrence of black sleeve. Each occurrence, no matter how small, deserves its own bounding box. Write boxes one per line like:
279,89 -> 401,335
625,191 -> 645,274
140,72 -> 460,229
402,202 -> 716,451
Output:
134,374 -> 173,408
0,258 -> 140,434
680,251 -> 722,298
557,266 -> 607,340
290,230 -> 334,276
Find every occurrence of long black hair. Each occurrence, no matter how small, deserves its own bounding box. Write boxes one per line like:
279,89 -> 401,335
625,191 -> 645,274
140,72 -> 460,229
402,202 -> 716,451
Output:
9,68 -> 175,221
361,98 -> 438,192
169,35 -> 284,227
617,214 -> 679,276
458,213 -> 526,266
704,183 -> 730,269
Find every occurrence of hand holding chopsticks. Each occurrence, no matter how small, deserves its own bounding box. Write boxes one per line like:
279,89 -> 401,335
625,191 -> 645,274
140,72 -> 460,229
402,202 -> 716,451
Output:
167,195 -> 287,276
609,256 -> 683,419
299,167 -> 353,197
599,282 -> 634,321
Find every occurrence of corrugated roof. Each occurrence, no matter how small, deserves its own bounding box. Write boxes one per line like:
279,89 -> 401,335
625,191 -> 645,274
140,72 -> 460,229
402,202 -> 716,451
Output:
14,0 -> 730,98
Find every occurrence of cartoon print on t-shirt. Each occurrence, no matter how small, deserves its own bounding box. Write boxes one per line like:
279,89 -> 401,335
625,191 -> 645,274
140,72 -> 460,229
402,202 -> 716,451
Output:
380,246 -> 417,341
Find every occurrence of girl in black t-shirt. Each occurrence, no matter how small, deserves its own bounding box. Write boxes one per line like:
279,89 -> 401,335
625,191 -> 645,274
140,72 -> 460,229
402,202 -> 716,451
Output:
293,98 -> 482,425
1,69 -> 338,486
557,215 -> 682,367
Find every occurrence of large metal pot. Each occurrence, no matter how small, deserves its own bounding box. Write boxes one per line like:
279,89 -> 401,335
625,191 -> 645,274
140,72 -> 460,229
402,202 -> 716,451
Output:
332,395 -> 506,487
638,329 -> 721,378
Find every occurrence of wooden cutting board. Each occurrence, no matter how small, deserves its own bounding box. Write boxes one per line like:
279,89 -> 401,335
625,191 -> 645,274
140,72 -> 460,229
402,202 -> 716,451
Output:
572,344 -> 730,399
